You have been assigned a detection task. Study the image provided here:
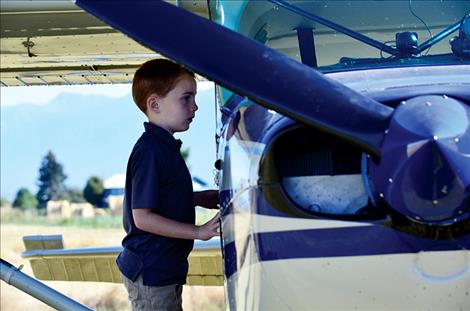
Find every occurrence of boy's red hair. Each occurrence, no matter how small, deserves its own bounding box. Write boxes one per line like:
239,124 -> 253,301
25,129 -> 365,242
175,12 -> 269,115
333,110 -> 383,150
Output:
132,59 -> 195,114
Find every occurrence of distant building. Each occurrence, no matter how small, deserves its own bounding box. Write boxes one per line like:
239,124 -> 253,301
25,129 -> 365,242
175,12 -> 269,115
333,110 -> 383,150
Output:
103,174 -> 125,200
101,173 -> 210,209
102,174 -> 125,215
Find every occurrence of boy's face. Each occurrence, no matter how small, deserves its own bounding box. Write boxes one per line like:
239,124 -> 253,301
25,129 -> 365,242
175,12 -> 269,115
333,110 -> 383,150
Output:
154,74 -> 198,134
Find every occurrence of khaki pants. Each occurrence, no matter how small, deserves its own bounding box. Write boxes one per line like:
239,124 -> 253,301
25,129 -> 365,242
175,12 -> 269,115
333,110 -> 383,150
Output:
121,273 -> 183,311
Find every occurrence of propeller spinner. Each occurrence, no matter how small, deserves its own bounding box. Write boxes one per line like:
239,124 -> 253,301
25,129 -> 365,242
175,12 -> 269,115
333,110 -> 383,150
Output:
370,95 -> 470,225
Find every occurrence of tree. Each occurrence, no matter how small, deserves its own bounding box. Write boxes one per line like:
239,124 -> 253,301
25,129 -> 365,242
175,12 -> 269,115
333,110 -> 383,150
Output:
1,197 -> 11,208
62,187 -> 86,203
36,151 -> 67,210
180,148 -> 190,162
13,188 -> 38,209
83,176 -> 104,206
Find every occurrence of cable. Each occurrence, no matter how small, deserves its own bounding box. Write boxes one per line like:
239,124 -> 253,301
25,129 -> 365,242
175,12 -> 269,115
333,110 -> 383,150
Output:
408,0 -> 433,55
206,0 -> 213,21
361,153 -> 377,206
380,41 -> 396,59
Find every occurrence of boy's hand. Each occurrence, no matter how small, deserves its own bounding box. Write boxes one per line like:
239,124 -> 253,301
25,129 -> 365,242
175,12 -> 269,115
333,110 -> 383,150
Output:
196,212 -> 220,240
194,190 -> 219,209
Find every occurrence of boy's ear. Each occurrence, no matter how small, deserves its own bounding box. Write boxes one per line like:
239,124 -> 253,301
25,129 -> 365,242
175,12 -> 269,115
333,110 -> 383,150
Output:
147,94 -> 159,113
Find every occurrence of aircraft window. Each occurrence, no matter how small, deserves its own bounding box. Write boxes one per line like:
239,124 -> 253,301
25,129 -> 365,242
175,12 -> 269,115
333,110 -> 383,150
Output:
216,86 -> 237,109
213,1 -> 470,71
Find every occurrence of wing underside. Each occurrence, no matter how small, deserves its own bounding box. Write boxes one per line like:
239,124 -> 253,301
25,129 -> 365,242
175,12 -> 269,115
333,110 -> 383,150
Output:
0,1 -> 211,87
0,1 -> 161,86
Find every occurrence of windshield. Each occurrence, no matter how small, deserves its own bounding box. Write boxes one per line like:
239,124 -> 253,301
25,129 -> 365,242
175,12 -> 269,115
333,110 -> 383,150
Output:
210,0 -> 469,71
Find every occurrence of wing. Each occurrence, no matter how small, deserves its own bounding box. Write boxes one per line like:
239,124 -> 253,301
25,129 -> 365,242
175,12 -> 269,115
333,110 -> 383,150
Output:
0,1 -> 159,86
0,1 -> 211,87
21,235 -> 223,286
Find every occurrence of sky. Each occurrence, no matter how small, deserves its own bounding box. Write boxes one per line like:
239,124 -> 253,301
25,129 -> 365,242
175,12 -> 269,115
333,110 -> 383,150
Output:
0,82 -> 214,107
1,82 -> 217,201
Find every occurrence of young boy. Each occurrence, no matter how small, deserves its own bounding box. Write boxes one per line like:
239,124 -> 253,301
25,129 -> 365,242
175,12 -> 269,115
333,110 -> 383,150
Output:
117,59 -> 220,311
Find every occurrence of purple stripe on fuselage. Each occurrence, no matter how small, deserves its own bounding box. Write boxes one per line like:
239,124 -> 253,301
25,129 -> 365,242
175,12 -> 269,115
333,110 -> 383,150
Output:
224,240 -> 237,280
224,225 -> 469,278
258,226 -> 469,260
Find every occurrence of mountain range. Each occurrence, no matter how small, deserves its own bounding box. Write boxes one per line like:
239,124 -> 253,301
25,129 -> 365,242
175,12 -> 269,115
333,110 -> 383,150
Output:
1,89 -> 216,201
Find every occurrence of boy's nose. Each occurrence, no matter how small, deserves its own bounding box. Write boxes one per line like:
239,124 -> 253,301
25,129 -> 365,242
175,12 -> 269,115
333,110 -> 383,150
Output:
192,102 -> 198,112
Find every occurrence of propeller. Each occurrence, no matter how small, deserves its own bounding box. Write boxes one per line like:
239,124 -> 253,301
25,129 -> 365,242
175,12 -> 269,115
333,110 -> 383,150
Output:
75,0 -> 392,157
76,0 -> 469,225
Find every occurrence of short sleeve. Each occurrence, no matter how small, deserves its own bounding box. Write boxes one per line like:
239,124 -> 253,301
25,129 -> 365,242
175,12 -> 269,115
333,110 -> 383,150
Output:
130,146 -> 160,210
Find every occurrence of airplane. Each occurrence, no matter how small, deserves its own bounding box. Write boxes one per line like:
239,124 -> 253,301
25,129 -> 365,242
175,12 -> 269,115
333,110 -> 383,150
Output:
1,0 -> 469,310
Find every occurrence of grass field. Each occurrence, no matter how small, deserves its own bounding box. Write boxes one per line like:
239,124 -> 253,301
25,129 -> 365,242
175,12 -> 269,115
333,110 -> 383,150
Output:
1,210 -> 224,311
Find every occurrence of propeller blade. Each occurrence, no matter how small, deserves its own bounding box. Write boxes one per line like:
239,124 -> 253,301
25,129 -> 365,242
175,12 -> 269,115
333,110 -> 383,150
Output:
76,0 -> 393,156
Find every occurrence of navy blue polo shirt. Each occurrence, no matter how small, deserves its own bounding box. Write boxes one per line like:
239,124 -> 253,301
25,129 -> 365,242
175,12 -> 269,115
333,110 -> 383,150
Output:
117,122 -> 195,286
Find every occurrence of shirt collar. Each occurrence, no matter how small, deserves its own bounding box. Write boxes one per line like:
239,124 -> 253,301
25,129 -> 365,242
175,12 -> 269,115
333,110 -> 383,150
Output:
144,122 -> 182,150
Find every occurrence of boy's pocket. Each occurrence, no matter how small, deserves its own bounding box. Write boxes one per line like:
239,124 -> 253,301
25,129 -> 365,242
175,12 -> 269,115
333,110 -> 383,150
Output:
121,272 -> 139,301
